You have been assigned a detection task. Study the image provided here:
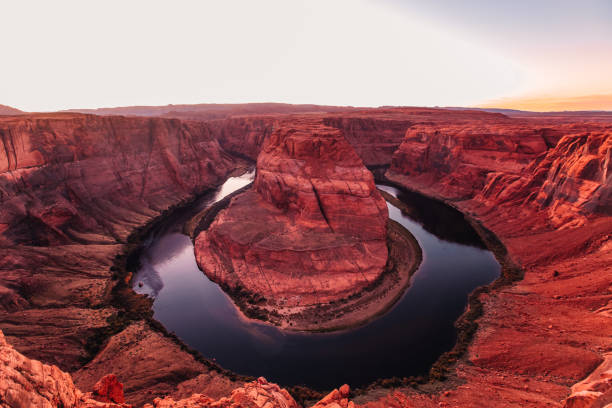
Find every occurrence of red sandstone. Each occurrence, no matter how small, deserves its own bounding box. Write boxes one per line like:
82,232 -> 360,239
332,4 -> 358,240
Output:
0,105 -> 610,407
195,119 -> 389,311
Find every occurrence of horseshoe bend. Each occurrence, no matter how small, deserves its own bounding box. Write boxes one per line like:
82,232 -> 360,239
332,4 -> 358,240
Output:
193,119 -> 421,331
0,105 -> 609,408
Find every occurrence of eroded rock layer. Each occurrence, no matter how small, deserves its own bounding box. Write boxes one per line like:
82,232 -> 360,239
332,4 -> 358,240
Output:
0,113 -> 244,404
385,119 -> 611,408
195,119 -> 389,308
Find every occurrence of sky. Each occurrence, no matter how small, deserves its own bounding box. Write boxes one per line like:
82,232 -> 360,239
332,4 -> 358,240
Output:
2,0 -> 611,112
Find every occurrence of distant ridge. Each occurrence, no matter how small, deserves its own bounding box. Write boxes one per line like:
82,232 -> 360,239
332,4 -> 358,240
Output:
443,106 -> 612,122
0,104 -> 24,115
64,102 -> 361,120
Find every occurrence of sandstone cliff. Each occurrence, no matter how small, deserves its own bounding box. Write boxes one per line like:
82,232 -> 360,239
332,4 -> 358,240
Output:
0,113 -> 244,404
195,119 -> 389,314
386,118 -> 611,408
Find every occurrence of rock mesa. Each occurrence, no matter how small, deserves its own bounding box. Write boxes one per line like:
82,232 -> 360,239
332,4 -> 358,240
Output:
195,119 -> 388,311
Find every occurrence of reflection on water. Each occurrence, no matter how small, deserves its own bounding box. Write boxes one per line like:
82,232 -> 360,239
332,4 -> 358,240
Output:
133,170 -> 254,298
132,176 -> 500,390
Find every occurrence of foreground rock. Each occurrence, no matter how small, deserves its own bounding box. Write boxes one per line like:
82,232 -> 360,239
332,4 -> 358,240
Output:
0,330 -> 131,407
145,377 -> 299,408
1,329 -> 308,408
195,119 -> 391,328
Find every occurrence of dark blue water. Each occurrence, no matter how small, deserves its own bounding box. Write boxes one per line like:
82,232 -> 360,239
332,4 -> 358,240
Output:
132,174 -> 500,390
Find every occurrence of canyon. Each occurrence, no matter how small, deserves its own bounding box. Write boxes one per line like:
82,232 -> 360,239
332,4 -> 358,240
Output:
0,105 -> 610,407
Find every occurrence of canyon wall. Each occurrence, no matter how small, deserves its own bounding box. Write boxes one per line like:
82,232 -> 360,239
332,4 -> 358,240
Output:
388,121 -> 611,228
0,113 -> 245,404
386,119 -> 611,408
195,119 -> 389,310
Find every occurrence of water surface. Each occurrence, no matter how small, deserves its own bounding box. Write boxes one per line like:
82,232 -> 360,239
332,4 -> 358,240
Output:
132,174 -> 500,390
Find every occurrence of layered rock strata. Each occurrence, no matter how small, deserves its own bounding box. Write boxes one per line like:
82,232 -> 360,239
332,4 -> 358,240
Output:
383,121 -> 611,407
0,113 -> 244,404
195,119 -> 389,318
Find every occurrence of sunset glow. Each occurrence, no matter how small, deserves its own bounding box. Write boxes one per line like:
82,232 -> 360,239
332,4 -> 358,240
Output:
2,0 -> 611,112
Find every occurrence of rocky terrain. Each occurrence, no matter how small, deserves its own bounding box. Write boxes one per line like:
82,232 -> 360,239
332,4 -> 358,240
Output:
0,104 -> 610,407
0,113 -> 248,404
194,119 -> 404,329
383,119 -> 611,407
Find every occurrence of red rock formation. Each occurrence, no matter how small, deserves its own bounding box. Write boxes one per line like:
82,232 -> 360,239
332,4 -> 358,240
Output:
0,329 -> 132,407
311,384 -> 354,408
323,108 -> 513,166
478,128 -> 612,227
145,377 -> 298,408
389,122 -> 553,199
92,374 -> 126,404
561,353 -> 612,408
1,329 -> 304,408
207,116 -> 275,160
195,119 -> 388,310
0,113 -> 245,404
384,118 -> 611,407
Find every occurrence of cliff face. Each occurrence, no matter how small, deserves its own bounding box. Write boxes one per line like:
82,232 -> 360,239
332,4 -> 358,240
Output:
322,116 -> 413,166
0,113 -> 244,404
389,121 -> 611,227
0,113 -> 237,245
207,117 -> 275,160
0,329 -> 131,407
254,120 -> 388,239
195,119 -> 389,310
386,119 -> 612,408
323,108 -> 512,167
478,128 -> 611,226
389,123 -> 552,199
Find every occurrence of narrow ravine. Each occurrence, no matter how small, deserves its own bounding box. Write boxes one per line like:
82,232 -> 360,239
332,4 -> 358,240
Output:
132,173 -> 500,391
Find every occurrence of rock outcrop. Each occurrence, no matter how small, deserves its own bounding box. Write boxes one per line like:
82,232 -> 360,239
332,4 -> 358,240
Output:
196,120 -> 388,315
0,329 -> 306,408
562,353 -> 612,408
388,121 -> 611,226
0,329 -> 131,407
145,377 -> 299,408
478,127 -> 611,227
389,122 -> 553,199
323,107 -> 511,167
